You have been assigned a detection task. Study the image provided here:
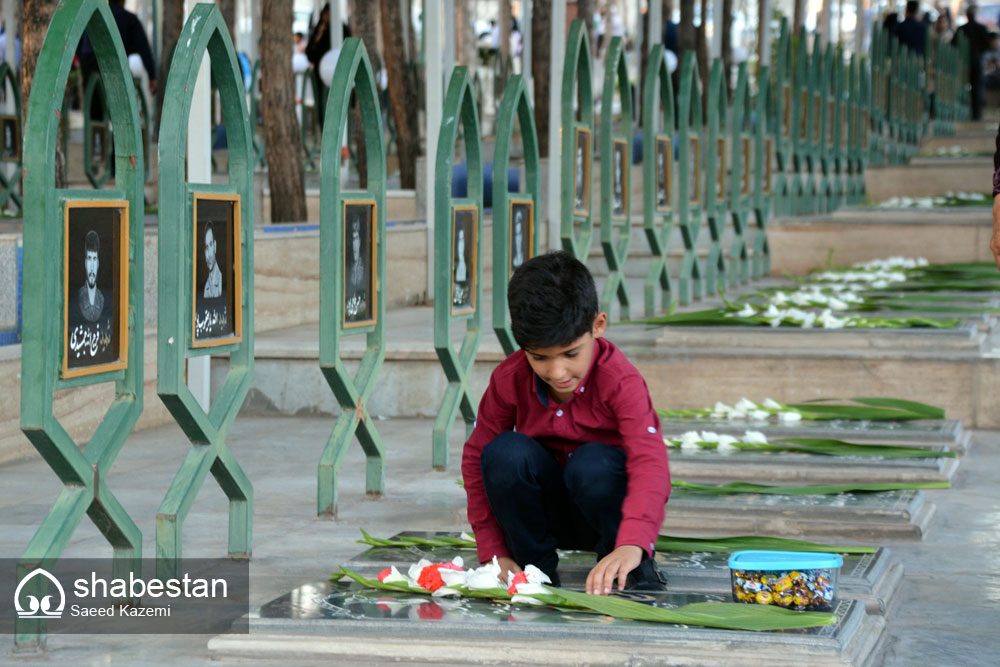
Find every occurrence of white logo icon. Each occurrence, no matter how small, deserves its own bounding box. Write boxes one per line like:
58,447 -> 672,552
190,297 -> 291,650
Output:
14,568 -> 66,619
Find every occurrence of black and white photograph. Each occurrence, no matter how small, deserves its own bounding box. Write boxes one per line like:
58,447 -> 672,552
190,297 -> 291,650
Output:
192,193 -> 241,347
91,123 -> 108,166
451,206 -> 477,315
509,199 -> 533,274
343,200 -> 376,328
0,115 -> 19,161
62,200 -> 128,379
611,138 -> 628,219
715,137 -> 726,201
573,127 -> 591,215
688,136 -> 700,204
655,136 -> 671,211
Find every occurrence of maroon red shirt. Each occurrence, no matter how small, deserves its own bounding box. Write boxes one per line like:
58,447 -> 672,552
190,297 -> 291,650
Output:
461,337 -> 671,564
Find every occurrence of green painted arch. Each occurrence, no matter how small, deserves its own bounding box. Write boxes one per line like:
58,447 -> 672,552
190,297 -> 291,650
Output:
703,58 -> 728,294
0,61 -> 23,210
492,74 -> 539,356
157,3 -> 254,439
676,51 -> 703,304
598,35 -> 633,317
791,26 -> 810,169
771,18 -> 792,163
560,19 -> 594,260
730,62 -> 752,209
751,64 -> 773,280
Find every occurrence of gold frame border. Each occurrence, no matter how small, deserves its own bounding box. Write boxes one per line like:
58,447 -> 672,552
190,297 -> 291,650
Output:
342,198 -> 379,329
190,192 -> 244,349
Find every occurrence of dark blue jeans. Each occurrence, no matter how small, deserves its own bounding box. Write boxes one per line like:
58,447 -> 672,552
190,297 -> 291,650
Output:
480,431 -> 628,583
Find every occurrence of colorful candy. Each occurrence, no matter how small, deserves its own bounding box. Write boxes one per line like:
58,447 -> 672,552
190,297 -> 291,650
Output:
730,567 -> 837,611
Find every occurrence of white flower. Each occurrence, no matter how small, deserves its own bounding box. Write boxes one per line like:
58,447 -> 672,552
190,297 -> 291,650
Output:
432,586 -> 463,597
680,431 -> 702,450
771,291 -> 789,305
716,434 -> 739,452
763,304 -> 781,318
465,557 -> 504,590
748,409 -> 770,421
827,296 -> 849,311
407,558 -> 432,582
510,593 -> 547,606
522,564 -> 552,585
778,411 -> 803,423
734,398 -> 758,412
710,401 -> 733,418
459,531 -> 476,542
664,437 -> 680,448
699,431 -> 720,443
762,398 -> 783,410
439,568 -> 468,588
798,311 -> 817,329
743,430 -> 769,445
735,304 -> 757,317
379,566 -> 409,585
817,308 -> 848,329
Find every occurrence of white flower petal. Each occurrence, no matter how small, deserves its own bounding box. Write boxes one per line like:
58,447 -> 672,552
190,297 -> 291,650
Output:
699,431 -> 720,443
762,398 -> 783,410
748,409 -> 770,421
680,431 -> 702,450
778,411 -> 803,423
511,582 -> 550,596
431,586 -> 463,597
743,430 -> 769,444
523,564 -> 552,585
510,593 -> 547,606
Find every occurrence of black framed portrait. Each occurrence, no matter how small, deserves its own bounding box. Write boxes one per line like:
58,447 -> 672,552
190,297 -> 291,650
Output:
62,200 -> 129,379
688,136 -> 700,204
654,135 -> 671,212
573,127 -> 591,216
826,99 -> 835,148
741,136 -> 751,196
508,198 -> 533,275
91,123 -> 109,166
451,206 -> 477,316
611,138 -> 628,219
343,200 -> 377,328
781,84 -> 791,139
813,93 -> 822,144
763,137 -> 773,194
192,192 -> 242,347
715,137 -> 726,202
799,90 -> 808,141
0,115 -> 19,161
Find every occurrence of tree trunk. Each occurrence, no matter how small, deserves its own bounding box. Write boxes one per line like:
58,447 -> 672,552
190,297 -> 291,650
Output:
381,0 -> 420,188
722,0 -> 733,95
793,0 -> 805,35
261,0 -> 307,222
157,0 -> 185,140
577,0 -> 595,48
500,0 -> 512,64
349,0 -> 379,189
697,0 -> 709,107
532,0 -> 551,158
678,0 -> 696,55
455,0 -> 476,67
217,0 -> 236,45
22,0 -> 66,187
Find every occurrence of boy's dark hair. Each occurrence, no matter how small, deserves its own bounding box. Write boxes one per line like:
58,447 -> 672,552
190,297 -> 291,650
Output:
507,251 -> 598,350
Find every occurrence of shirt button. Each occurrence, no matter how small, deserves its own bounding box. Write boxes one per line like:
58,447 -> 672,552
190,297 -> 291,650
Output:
556,410 -> 563,417
579,386 -> 585,392
647,426 -> 656,433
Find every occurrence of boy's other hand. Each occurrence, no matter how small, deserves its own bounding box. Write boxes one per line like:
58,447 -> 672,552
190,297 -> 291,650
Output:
495,556 -> 522,585
586,544 -> 643,595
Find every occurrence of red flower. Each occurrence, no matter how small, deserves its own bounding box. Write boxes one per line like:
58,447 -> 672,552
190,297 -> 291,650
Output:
415,562 -> 461,591
507,571 -> 528,595
377,568 -> 393,583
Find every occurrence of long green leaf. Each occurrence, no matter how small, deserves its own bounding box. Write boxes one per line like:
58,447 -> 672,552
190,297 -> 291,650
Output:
846,397 -> 945,419
542,588 -> 836,631
774,437 -> 955,458
673,480 -> 951,496
653,535 -> 874,554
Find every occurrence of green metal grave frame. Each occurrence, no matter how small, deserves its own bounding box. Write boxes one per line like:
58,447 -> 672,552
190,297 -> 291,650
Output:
702,58 -> 728,295
18,0 -> 145,647
492,73 -> 540,355
0,61 -> 22,211
846,54 -> 866,205
300,66 -> 322,172
818,42 -> 836,213
156,4 -> 254,577
433,66 -> 482,470
771,19 -> 792,218
803,32 -> 822,215
317,37 -> 387,515
83,73 -> 112,189
676,52 -> 703,305
560,19 -> 595,261
751,65 -> 773,280
886,38 -> 901,165
790,27 -> 809,215
868,25 -> 886,167
249,59 -> 266,169
598,36 -> 633,317
728,62 -> 752,287
640,44 -> 676,316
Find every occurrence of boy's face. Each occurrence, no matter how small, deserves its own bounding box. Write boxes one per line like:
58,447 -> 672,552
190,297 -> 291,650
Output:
523,312 -> 607,403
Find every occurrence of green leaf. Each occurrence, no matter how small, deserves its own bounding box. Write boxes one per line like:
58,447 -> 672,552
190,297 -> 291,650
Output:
541,588 -> 836,631
672,480 -> 951,496
847,398 -> 945,419
653,535 -> 875,554
774,437 -> 955,458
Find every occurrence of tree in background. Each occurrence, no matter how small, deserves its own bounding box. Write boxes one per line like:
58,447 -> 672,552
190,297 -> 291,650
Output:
722,0 -> 733,96
794,0 -> 805,35
532,0 -> 551,158
217,0 -> 236,45
381,0 -> 420,188
349,0 -> 379,189
22,0 -> 66,187
157,0 -> 184,139
261,0 -> 306,222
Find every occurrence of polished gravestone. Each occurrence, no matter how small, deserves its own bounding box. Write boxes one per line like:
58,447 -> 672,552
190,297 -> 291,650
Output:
331,533 -> 901,617
664,488 -> 933,540
209,538 -> 887,665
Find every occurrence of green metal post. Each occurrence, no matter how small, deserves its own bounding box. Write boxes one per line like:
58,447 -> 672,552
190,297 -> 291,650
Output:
751,65 -> 773,280
560,20 -> 595,261
790,28 -> 809,215
432,67 -> 482,470
703,58 -> 728,295
493,74 -> 540,355
771,19 -> 792,218
155,5 -> 255,578
728,62 -> 752,287
18,0 -> 145,647
640,44 -> 676,316
316,38 -> 388,515
676,52 -> 704,305
598,36 -> 633,317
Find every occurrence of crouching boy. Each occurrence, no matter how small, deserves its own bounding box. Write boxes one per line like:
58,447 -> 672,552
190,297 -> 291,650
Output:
461,251 -> 671,595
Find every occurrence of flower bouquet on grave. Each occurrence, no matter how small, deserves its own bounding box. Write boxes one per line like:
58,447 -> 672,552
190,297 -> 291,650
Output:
664,427 -> 955,459
671,480 -> 950,496
875,191 -> 992,208
357,529 -> 877,555
333,555 -> 836,631
657,397 -> 945,423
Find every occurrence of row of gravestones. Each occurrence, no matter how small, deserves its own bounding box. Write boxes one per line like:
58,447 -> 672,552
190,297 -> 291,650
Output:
14,4 -> 965,647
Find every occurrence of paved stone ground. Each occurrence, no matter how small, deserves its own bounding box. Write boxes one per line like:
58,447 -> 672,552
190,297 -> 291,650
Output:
0,415 -> 997,665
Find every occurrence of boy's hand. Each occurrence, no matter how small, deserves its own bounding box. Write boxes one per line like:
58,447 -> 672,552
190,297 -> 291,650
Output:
586,544 -> 643,595
495,556 -> 522,585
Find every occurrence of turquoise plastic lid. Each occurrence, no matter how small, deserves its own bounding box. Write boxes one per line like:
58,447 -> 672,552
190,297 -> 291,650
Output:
728,550 -> 843,571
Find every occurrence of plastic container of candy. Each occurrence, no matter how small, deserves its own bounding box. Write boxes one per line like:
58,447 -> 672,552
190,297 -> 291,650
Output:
728,550 -> 843,612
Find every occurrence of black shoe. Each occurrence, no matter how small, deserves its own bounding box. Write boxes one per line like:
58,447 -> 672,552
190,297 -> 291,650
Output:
624,558 -> 668,592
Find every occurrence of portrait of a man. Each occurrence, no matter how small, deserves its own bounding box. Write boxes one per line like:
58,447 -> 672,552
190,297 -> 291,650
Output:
343,201 -> 375,327
655,136 -> 671,211
451,206 -> 477,314
63,200 -> 127,378
612,138 -> 627,218
1,116 -> 19,161
509,199 -> 533,274
193,194 -> 241,345
573,127 -> 590,215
